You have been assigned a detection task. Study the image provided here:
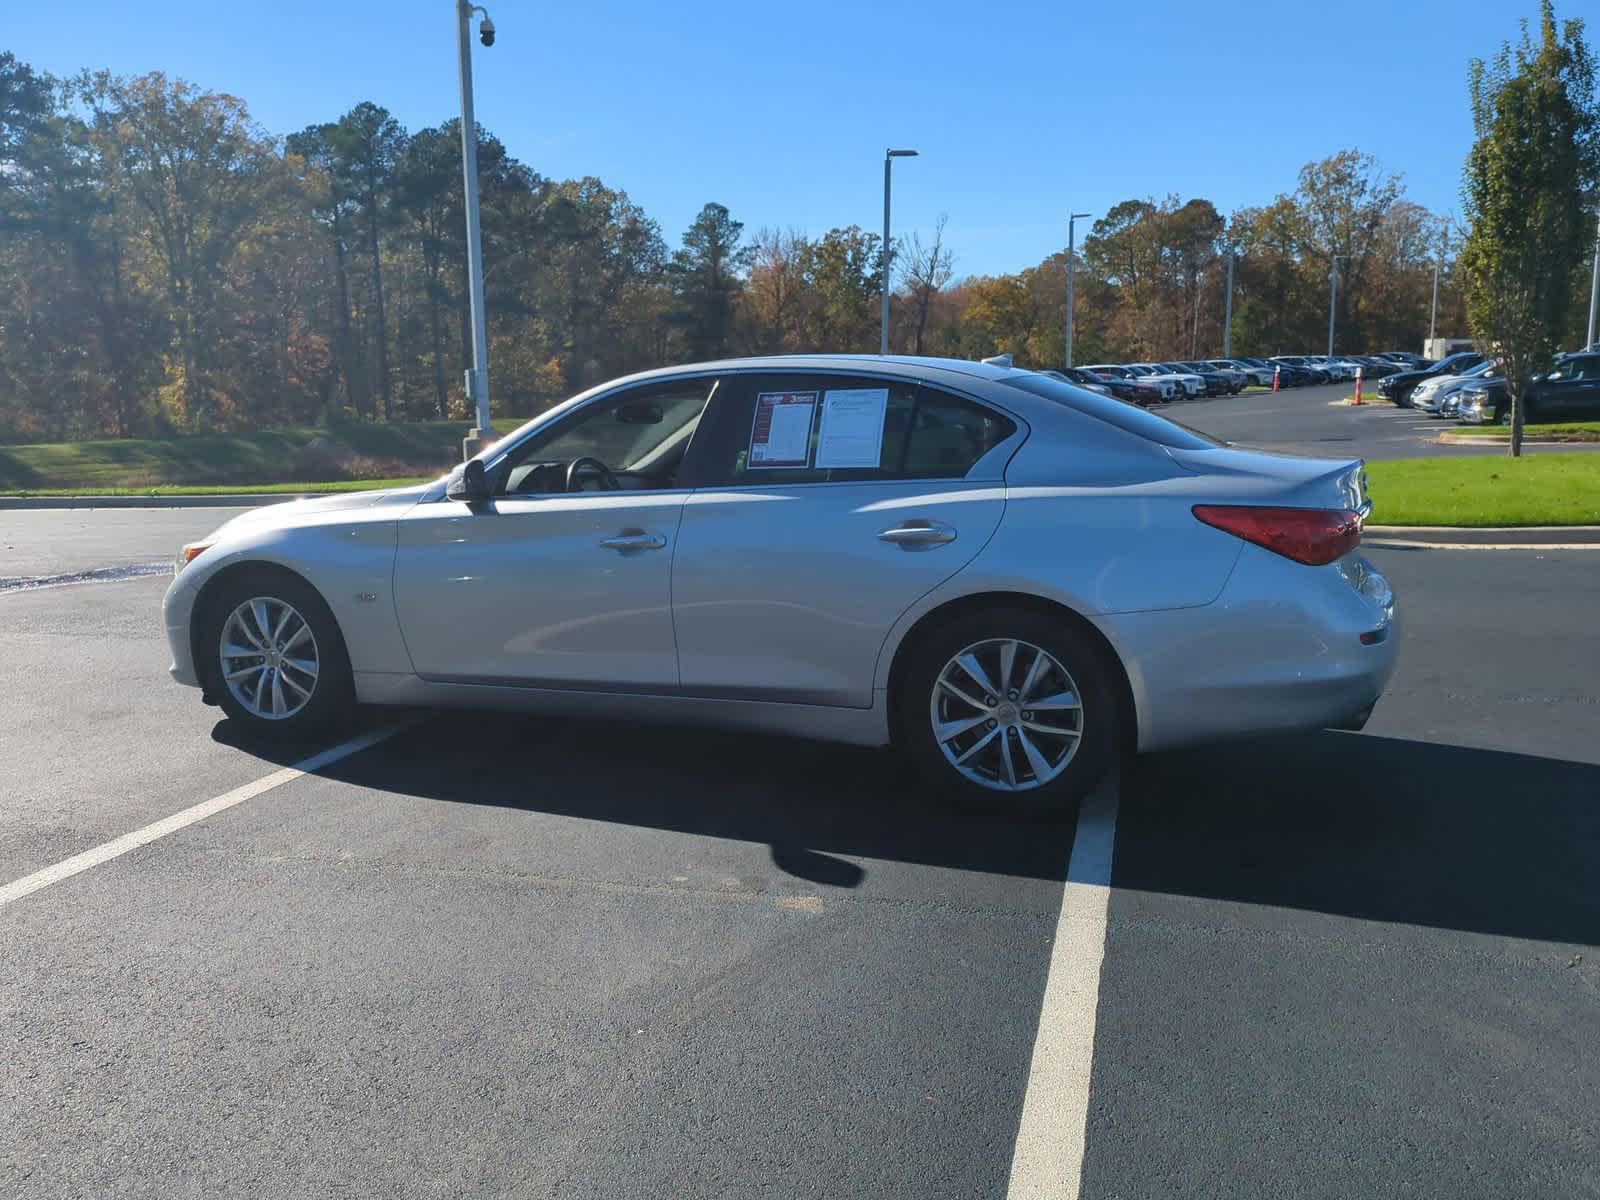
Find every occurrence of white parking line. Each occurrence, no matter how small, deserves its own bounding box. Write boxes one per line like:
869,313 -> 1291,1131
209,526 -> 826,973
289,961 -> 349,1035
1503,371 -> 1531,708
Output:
1005,769 -> 1120,1200
0,723 -> 407,911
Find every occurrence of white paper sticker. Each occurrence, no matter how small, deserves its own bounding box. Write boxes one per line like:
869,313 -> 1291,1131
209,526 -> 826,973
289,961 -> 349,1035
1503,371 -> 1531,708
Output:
815,388 -> 889,469
748,391 -> 817,467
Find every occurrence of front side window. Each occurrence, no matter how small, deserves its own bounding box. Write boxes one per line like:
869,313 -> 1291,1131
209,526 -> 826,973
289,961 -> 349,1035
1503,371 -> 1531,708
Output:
497,378 -> 717,495
698,374 -> 1017,487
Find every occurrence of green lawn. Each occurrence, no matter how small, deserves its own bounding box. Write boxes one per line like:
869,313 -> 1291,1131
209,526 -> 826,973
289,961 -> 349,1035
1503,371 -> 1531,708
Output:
1365,453 -> 1600,526
0,417 -> 532,493
1448,420 -> 1600,441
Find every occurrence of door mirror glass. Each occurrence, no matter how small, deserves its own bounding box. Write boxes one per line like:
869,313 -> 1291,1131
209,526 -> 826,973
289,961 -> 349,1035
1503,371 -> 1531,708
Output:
448,458 -> 490,504
615,400 -> 664,425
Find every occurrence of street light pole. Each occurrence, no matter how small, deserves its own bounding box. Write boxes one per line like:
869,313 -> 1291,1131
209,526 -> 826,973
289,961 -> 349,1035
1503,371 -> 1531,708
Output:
1429,259 -> 1440,345
1064,211 -> 1090,368
1222,247 -> 1236,358
456,0 -> 495,459
1587,208 -> 1600,349
881,149 -> 917,356
1327,254 -> 1350,357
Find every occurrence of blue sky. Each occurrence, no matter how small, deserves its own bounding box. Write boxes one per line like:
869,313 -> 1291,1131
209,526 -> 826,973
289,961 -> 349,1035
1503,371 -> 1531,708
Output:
7,0 -> 1543,277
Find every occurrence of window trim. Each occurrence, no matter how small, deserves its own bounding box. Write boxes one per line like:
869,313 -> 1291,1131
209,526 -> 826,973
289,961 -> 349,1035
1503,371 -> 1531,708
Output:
685,368 -> 1028,491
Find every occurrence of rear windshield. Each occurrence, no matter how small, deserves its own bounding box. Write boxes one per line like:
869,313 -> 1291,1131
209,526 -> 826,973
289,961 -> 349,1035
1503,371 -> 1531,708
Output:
1000,372 -> 1223,449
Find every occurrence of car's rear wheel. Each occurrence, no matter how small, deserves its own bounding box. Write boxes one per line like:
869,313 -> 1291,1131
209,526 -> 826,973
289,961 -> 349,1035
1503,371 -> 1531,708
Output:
897,607 -> 1119,813
198,570 -> 353,739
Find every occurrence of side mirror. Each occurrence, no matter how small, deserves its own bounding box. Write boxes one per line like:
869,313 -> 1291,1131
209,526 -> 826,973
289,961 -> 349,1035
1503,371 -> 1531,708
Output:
448,458 -> 490,505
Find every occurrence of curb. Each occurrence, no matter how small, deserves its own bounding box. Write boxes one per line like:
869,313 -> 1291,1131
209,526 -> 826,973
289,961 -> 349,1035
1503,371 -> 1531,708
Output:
1365,523 -> 1600,548
0,493 -> 310,510
1436,431 -> 1599,446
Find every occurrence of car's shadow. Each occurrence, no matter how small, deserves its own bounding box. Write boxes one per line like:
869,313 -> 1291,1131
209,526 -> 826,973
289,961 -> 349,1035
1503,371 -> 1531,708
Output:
1119,731 -> 1600,947
215,714 -> 1600,945
212,709 -> 1080,890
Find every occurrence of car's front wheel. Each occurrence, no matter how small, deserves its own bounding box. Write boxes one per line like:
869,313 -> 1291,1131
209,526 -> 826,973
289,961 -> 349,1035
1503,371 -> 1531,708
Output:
197,569 -> 353,739
897,607 -> 1119,813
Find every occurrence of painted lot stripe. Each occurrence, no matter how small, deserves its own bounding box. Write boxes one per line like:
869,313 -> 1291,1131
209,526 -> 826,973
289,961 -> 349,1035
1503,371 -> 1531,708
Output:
0,723 -> 406,911
1005,770 -> 1120,1200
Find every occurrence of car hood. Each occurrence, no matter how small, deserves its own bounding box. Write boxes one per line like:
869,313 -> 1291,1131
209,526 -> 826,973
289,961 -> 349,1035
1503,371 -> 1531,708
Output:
202,483 -> 433,543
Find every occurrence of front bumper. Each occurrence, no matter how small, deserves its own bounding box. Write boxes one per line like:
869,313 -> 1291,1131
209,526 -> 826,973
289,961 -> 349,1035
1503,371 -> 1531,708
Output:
163,571 -> 203,688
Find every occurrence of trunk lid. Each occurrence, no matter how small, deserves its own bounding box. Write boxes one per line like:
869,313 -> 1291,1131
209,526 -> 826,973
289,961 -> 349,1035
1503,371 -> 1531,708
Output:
1164,445 -> 1370,518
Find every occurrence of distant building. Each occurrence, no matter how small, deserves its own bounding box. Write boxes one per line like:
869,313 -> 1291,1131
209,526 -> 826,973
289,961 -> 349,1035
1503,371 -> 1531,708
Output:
1423,337 -> 1475,359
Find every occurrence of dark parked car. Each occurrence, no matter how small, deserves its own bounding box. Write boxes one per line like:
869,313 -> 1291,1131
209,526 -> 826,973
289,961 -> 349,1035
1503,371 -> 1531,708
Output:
1456,353 -> 1600,423
1378,351 -> 1432,369
1160,362 -> 1229,396
1377,350 -> 1484,407
1046,367 -> 1162,407
1350,355 -> 1401,379
1269,356 -> 1331,385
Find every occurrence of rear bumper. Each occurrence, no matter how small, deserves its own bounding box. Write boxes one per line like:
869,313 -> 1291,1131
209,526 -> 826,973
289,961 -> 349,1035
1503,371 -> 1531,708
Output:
1100,547 -> 1398,753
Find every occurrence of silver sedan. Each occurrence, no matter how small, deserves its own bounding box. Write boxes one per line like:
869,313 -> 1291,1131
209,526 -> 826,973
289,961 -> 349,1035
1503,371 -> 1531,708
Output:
163,356 -> 1397,809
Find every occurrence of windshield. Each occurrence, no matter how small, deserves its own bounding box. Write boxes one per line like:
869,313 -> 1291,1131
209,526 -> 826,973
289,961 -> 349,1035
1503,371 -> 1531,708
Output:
1002,371 -> 1222,449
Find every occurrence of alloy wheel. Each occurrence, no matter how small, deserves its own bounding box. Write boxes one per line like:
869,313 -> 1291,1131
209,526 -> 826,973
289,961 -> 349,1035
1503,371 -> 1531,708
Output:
219,596 -> 320,720
928,638 -> 1084,792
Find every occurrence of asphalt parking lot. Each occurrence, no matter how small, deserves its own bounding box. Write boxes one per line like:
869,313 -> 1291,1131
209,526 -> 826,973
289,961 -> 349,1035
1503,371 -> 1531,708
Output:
1172,381 -> 1600,459
3,499 -> 1598,1197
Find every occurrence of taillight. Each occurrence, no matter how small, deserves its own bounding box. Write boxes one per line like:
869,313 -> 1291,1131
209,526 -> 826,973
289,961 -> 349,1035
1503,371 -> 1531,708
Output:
1192,505 -> 1362,566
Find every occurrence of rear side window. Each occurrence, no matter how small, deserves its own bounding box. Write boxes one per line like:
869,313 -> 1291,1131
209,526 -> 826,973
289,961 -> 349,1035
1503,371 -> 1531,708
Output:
696,374 -> 1016,486
1000,371 -> 1222,450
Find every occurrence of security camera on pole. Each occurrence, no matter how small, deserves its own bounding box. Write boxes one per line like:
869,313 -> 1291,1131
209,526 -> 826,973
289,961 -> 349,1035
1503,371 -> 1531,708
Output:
457,0 -> 496,461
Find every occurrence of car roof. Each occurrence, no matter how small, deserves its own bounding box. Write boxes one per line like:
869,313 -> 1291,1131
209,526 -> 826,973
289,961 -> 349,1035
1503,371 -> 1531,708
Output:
593,354 -> 1022,390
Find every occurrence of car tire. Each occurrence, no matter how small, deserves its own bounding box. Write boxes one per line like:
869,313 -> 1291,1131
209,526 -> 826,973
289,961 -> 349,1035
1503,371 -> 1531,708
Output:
197,568 -> 355,740
896,606 -> 1119,815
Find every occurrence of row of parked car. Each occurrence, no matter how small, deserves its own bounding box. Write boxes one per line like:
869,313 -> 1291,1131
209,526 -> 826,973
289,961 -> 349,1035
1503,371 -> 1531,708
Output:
1044,351 -> 1426,406
1376,348 -> 1600,424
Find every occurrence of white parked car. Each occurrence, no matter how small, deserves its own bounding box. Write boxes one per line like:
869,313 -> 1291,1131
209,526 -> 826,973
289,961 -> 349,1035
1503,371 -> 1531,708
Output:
1086,364 -> 1177,401
1129,363 -> 1205,398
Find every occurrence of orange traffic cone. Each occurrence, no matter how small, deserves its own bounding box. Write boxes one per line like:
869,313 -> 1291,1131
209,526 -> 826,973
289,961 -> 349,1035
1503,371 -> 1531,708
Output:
1353,367 -> 1363,405
1272,365 -> 1280,392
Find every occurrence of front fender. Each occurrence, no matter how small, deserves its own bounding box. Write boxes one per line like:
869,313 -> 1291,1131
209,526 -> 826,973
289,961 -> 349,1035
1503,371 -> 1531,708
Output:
170,513 -> 409,677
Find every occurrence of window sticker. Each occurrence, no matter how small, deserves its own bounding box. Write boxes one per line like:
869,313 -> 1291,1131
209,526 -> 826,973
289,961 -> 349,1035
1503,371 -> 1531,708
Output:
814,388 -> 889,469
747,391 -> 818,467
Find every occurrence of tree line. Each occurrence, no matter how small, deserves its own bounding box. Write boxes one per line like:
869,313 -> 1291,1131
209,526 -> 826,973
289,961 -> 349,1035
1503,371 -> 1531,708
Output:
0,50 -> 1523,444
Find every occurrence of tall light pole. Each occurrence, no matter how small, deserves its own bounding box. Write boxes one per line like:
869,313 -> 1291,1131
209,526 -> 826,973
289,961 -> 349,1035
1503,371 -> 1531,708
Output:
1064,211 -> 1090,368
1327,254 -> 1350,357
881,149 -> 917,355
1587,208 -> 1600,349
1222,245 -> 1236,358
457,0 -> 496,460
1429,259 -> 1441,345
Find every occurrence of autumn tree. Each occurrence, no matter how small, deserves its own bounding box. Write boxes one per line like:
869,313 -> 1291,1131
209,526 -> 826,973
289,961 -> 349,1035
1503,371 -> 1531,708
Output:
76,72 -> 282,428
901,216 -> 955,354
742,227 -> 810,352
805,225 -> 881,351
1460,0 -> 1600,455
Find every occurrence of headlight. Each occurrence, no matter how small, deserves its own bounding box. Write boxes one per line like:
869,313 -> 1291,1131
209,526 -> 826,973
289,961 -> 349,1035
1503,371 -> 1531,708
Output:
176,542 -> 212,574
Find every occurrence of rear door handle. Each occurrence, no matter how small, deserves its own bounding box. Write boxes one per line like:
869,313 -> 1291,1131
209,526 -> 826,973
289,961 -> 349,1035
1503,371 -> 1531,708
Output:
598,529 -> 667,552
877,520 -> 957,548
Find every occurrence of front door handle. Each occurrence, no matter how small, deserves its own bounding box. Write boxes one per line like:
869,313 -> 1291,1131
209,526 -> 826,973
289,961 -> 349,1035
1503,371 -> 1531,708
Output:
877,520 -> 957,549
598,529 -> 667,552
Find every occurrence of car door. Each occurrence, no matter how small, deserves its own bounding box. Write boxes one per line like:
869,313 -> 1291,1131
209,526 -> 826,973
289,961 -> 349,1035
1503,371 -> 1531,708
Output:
670,371 -> 1020,709
391,376 -> 719,689
1544,355 -> 1600,418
